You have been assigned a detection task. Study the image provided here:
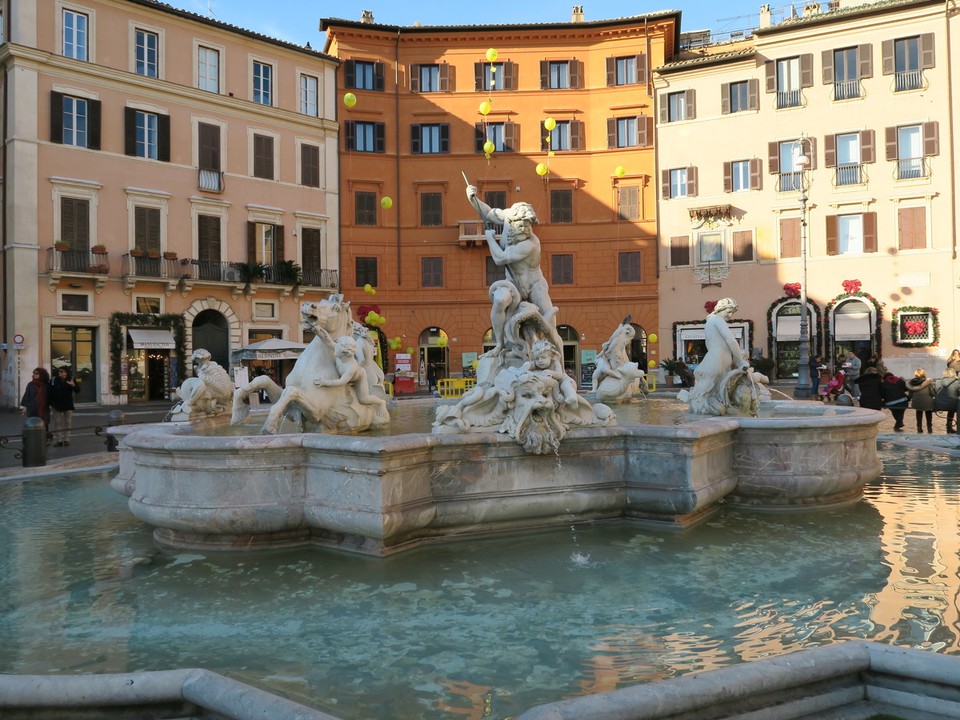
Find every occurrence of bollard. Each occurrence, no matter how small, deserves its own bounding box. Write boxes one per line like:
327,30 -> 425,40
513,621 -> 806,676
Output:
105,409 -> 124,452
22,416 -> 48,468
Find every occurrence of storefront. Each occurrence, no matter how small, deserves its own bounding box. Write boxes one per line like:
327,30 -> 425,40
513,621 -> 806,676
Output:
772,301 -> 818,379
124,328 -> 177,401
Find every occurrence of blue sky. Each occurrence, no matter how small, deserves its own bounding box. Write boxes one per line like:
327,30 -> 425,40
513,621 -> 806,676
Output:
172,1 -> 781,48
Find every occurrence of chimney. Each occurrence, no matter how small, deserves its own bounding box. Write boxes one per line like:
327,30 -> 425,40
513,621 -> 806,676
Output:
360,9 -> 374,23
759,4 -> 772,28
571,5 -> 585,23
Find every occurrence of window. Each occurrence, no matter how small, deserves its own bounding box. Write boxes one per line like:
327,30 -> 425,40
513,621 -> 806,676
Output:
883,34 -> 934,91
896,309 -> 935,345
345,60 -> 384,91
355,192 -> 377,226
300,74 -> 318,116
248,222 -> 282,266
551,254 -> 573,285
60,292 -> 92,314
484,63 -> 504,91
411,64 -> 442,92
135,29 -> 158,77
253,61 -> 272,105
475,122 -> 518,153
550,189 -> 573,224
541,59 -> 582,89
887,123 -> 938,180
421,257 -> 444,287
198,46 -> 220,92
661,90 -> 695,122
780,217 -> 800,259
346,121 -> 385,153
766,55 -> 813,108
411,124 -> 449,154
485,256 -> 506,285
618,186 -> 639,221
300,144 -> 320,187
475,61 -> 517,91
662,167 -> 698,199
829,132 -> 867,186
542,120 -> 584,152
669,235 -> 690,267
253,302 -> 277,320
615,117 -> 637,148
730,160 -> 750,192
134,206 -> 161,255
124,109 -> 169,161
618,251 -> 640,283
253,134 -> 274,180
300,227 -> 324,283
60,197 -> 90,251
420,192 -> 442,227
607,116 -> 650,148
63,9 -> 88,60
831,47 -> 860,99
732,230 -> 755,262
721,79 -> 758,113
898,206 -> 926,250
356,257 -> 378,287
826,212 -> 878,254
698,233 -> 724,265
134,296 -> 161,314
770,139 -> 816,192
198,122 -> 221,191
51,93 -> 101,149
606,54 -> 646,86
197,215 -> 221,279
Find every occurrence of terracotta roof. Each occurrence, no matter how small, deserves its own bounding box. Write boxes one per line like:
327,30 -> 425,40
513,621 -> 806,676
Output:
656,46 -> 756,73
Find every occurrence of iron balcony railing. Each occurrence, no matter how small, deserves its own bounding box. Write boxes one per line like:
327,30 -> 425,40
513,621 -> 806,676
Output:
833,80 -> 861,101
47,247 -> 110,274
835,164 -> 865,186
777,171 -> 804,193
895,70 -> 923,92
178,260 -> 338,289
121,253 -> 181,279
896,157 -> 928,180
776,89 -> 802,109
198,169 -> 224,192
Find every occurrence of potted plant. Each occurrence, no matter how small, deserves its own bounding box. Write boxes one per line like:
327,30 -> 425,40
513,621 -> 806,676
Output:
91,244 -> 107,254
147,251 -> 161,260
751,355 -> 776,378
163,251 -> 178,260
130,248 -> 145,258
236,261 -> 267,284
659,357 -> 686,387
276,259 -> 303,287
55,241 -> 70,252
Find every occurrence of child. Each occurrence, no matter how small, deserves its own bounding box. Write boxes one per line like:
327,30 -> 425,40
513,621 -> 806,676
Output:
820,370 -> 846,402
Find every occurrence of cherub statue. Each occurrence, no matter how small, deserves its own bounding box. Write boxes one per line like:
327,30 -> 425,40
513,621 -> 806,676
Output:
524,338 -> 579,406
313,332 -> 387,411
169,348 -> 234,419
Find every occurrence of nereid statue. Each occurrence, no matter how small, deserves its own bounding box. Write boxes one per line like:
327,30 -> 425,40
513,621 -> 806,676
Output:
592,317 -> 647,404
169,348 -> 234,420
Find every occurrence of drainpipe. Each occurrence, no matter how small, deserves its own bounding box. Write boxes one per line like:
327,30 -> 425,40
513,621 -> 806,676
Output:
945,2 -> 957,261
395,29 -> 401,285
2,0 -> 10,369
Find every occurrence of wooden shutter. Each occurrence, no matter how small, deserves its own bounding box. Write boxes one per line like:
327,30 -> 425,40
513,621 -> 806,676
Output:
199,123 -> 220,170
410,125 -> 421,154
606,118 -> 616,149
687,166 -> 698,197
475,123 -> 485,153
503,61 -> 517,90
922,121 -> 939,156
660,169 -> 671,200
659,94 -> 668,124
374,62 -> 385,91
571,119 -> 584,151
768,142 -> 780,175
439,63 -> 454,92
721,83 -> 731,114
439,124 -> 450,153
474,62 -> 484,91
618,187 -> 639,221
375,122 -> 386,153
344,60 -> 356,87
637,116 -> 651,147
50,92 -> 64,143
344,121 -> 356,152
247,222 -> 256,262
61,197 -> 90,250
504,122 -> 518,151
765,61 -> 776,92
805,137 -> 818,170
570,59 -> 583,88
861,130 -> 875,164
821,49 -> 834,84
732,230 -> 754,262
858,44 -> 873,79
898,206 -> 926,250
863,212 -> 877,253
301,227 -> 321,272
798,53 -> 811,86
670,235 -> 690,266
881,40 -> 894,75
824,134 -> 836,167
88,99 -> 101,150
540,60 -> 549,89
722,161 -> 732,192
301,144 -> 320,187
684,89 -> 696,120
920,33 -> 935,68
636,53 -> 647,85
197,215 -> 221,264
124,107 -> 137,156
885,126 -> 898,160
781,217 -> 801,258
409,64 -> 421,93
253,134 -> 273,179
606,57 -> 615,86
157,114 -> 170,162
135,206 -> 160,254
748,78 -> 759,109
749,158 -> 763,190
825,215 -> 839,255
274,225 -> 285,261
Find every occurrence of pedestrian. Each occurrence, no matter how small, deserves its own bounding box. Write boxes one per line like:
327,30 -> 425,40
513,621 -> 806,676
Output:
20,367 -> 51,424
947,348 -> 960,375
879,371 -> 909,431
854,367 -> 883,410
843,351 -> 861,399
906,368 -> 935,433
809,355 -> 823,396
49,366 -> 80,446
933,368 -> 960,434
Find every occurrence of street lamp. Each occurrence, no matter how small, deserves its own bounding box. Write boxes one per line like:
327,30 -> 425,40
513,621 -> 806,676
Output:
793,138 -> 812,399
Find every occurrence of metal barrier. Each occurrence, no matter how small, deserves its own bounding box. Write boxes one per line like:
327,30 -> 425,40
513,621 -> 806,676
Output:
0,411 -> 126,468
437,378 -> 476,398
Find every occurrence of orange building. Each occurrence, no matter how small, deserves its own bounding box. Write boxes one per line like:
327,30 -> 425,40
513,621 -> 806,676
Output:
321,10 -> 679,387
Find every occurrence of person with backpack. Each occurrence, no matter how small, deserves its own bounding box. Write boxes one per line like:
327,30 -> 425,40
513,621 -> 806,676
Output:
906,368 -> 935,433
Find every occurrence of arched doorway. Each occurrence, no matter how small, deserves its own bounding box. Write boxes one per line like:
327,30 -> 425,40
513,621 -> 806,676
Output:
830,298 -> 875,369
556,324 -> 580,387
192,309 -> 230,369
628,323 -> 648,371
772,300 -> 818,379
418,327 -> 449,390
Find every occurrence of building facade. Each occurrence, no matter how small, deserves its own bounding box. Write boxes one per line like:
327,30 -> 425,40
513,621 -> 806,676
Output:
655,0 -> 958,383
0,0 -> 339,407
321,10 -> 678,387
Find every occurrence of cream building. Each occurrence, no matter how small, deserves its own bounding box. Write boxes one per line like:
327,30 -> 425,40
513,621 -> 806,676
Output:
0,0 -> 339,407
655,0 -> 957,384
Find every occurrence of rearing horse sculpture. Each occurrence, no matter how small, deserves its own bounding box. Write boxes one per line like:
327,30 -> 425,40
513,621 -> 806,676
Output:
231,295 -> 390,434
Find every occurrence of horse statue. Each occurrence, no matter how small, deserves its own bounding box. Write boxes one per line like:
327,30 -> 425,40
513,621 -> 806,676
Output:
231,295 -> 390,434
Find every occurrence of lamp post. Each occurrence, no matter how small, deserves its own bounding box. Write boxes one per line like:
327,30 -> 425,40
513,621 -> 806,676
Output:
793,139 -> 812,399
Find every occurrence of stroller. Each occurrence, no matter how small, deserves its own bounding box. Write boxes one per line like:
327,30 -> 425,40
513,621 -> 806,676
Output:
819,370 -> 847,402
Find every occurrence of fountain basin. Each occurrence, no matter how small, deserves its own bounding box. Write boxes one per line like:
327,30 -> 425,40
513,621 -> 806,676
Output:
110,401 -> 883,555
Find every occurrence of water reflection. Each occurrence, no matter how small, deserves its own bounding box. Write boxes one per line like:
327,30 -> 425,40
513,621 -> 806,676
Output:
0,445 -> 957,719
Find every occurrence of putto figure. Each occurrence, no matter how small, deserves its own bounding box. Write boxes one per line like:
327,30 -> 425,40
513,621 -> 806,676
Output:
170,348 -> 234,419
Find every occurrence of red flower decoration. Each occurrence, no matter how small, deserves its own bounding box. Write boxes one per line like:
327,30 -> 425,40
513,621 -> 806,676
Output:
356,304 -> 380,319
705,300 -> 718,313
842,279 -> 862,295
783,283 -> 801,298
904,320 -> 927,336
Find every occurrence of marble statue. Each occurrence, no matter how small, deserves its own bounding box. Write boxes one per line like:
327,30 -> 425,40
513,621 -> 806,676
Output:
687,298 -> 759,417
231,295 -> 390,434
433,181 -> 614,453
169,348 -> 234,420
592,317 -> 648,403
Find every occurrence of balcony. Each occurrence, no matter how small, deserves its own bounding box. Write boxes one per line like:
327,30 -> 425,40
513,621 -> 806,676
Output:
833,80 -> 861,101
835,164 -> 865,187
776,89 -> 802,109
175,260 -> 339,298
896,157 -> 928,180
777,171 -> 804,193
46,246 -> 110,291
121,252 -> 184,293
198,169 -> 224,192
895,70 -> 924,92
458,219 -> 499,248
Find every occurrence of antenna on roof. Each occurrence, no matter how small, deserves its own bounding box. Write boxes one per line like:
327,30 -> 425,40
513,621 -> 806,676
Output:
207,1 -> 216,18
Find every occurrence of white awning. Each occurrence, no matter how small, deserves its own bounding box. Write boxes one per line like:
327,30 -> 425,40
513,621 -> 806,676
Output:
776,316 -> 801,341
128,328 -> 176,349
834,313 -> 871,340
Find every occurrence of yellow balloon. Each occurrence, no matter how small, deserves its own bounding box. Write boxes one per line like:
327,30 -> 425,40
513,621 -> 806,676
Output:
535,163 -> 548,176
369,287 -> 376,295
380,196 -> 393,210
648,333 -> 658,344
343,92 -> 357,108
544,117 -> 557,131
615,165 -> 627,178
437,336 -> 448,348
485,48 -> 499,62
483,140 -> 496,155
363,283 -> 372,292
548,151 -> 555,157
406,346 -> 414,355
479,100 -> 492,116
648,360 -> 658,369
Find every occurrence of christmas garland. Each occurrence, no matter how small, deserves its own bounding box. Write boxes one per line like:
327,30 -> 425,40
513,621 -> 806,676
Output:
765,295 -> 822,361
108,312 -> 187,395
823,289 -> 883,356
891,306 -> 939,347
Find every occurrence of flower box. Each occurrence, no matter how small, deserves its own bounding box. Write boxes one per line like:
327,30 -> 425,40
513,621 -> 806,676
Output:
147,252 -> 161,260
130,249 -> 146,258
91,244 -> 107,254
55,242 -> 70,252
163,251 -> 178,260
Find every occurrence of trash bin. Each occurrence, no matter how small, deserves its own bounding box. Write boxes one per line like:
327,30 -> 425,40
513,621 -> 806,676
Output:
22,416 -> 47,468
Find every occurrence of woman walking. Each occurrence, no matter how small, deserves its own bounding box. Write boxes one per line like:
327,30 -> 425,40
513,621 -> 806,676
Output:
49,366 -> 80,446
907,368 -> 935,433
879,372 -> 909,431
19,367 -> 51,424
934,368 -> 960,434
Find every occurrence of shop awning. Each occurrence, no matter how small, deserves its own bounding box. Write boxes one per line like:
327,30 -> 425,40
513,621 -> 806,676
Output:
128,328 -> 176,349
231,338 -> 309,361
834,313 -> 871,340
776,316 -> 801,341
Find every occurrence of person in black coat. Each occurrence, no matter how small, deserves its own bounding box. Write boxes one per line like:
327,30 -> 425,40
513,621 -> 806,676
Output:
20,367 -> 50,424
854,367 -> 883,410
878,371 -> 909,432
48,366 -> 80,446
933,368 -> 960,434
